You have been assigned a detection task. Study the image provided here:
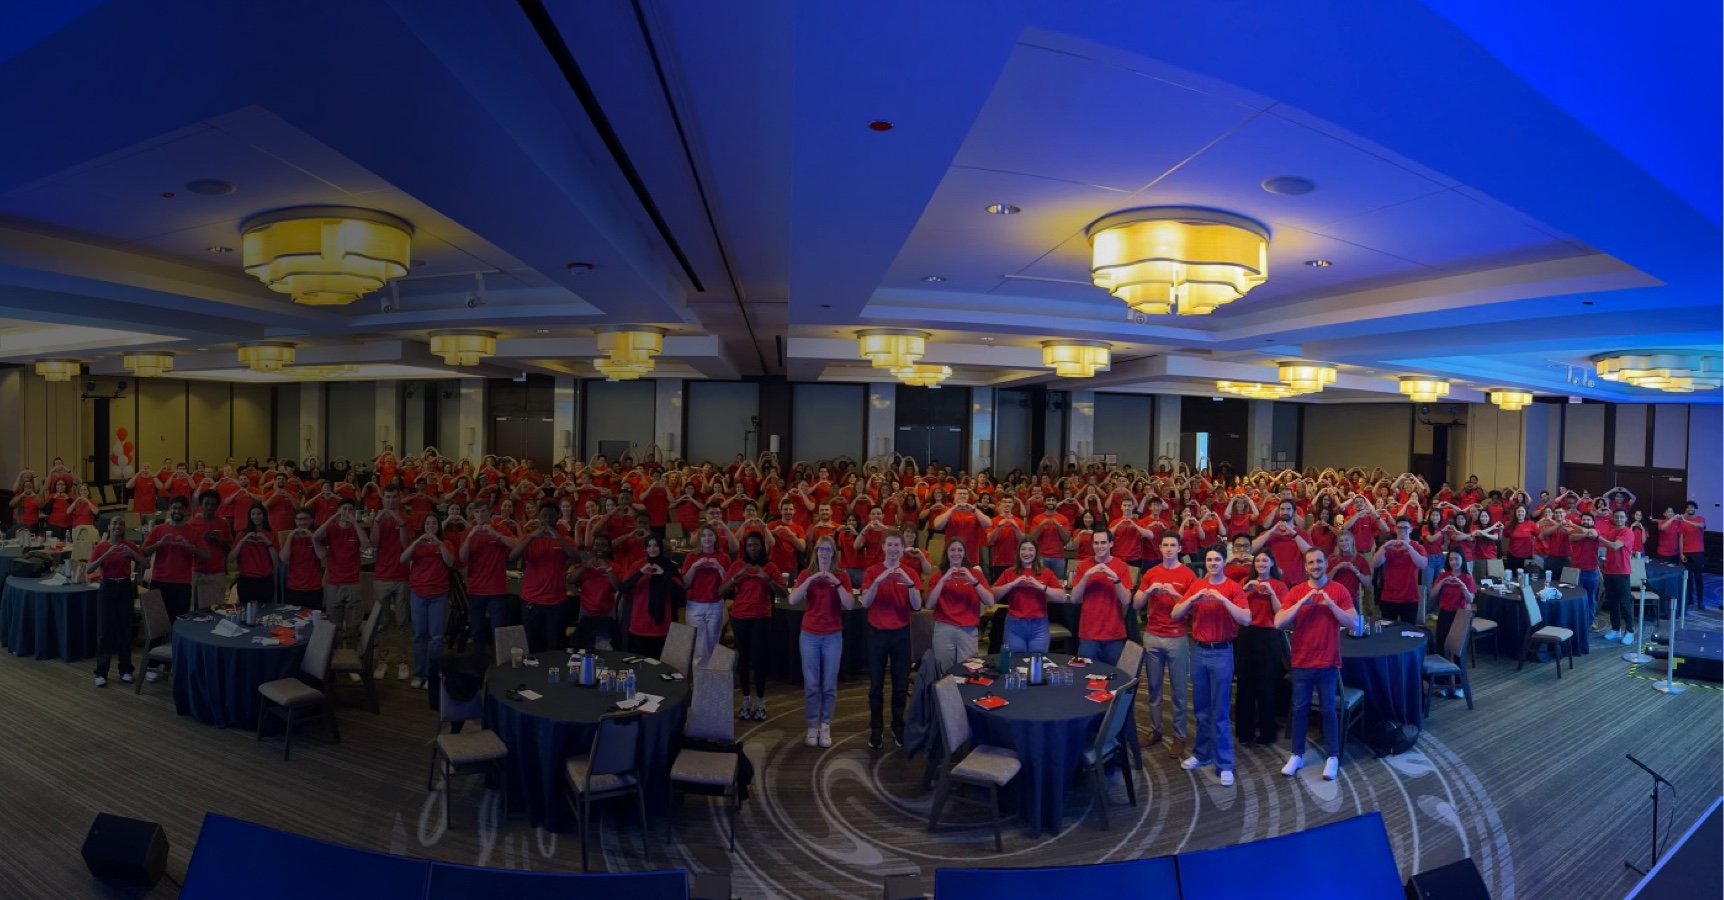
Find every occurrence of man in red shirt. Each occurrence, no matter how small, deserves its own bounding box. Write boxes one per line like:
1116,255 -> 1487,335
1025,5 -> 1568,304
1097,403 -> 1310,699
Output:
1565,511 -> 1604,635
460,500 -> 520,660
188,490 -> 234,609
1369,518 -> 1426,624
369,486 -> 412,680
1070,528 -> 1132,668
1275,548 -> 1359,781
932,487 -> 991,567
1135,533 -> 1195,755
1029,507 -> 1071,578
1677,501 -> 1707,609
1252,501 -> 1312,585
314,498 -> 371,649
1596,509 -> 1639,645
511,500 -> 584,653
279,508 -> 325,608
84,517 -> 145,687
769,501 -> 807,576
861,533 -> 924,749
1172,548 -> 1250,786
143,496 -> 206,619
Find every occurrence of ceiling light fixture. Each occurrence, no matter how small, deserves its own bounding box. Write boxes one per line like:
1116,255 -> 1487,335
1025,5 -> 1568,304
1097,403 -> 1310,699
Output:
1487,389 -> 1534,411
285,365 -> 359,379
1261,176 -> 1316,196
206,245 -> 233,254
1398,376 -> 1451,402
893,363 -> 951,388
34,359 -> 79,382
594,357 -> 652,381
857,329 -> 930,370
428,330 -> 497,366
1277,361 -> 1338,393
241,206 -> 413,305
123,352 -> 174,378
985,203 -> 1020,215
1594,352 -> 1721,393
921,275 -> 947,283
237,341 -> 297,372
1086,207 -> 1269,316
1216,380 -> 1306,400
1304,259 -> 1332,268
592,326 -> 666,379
1041,340 -> 1111,378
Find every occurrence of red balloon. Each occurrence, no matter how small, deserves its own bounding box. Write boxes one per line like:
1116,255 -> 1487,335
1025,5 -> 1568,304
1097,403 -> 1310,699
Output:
122,441 -> 133,455
115,427 -> 128,441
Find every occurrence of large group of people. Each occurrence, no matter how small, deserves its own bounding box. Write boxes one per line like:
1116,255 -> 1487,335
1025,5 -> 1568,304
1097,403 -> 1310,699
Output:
16,445 -> 1707,779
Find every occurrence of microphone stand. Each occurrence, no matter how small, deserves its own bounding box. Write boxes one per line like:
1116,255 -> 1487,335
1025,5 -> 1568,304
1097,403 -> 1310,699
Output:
1623,753 -> 1672,876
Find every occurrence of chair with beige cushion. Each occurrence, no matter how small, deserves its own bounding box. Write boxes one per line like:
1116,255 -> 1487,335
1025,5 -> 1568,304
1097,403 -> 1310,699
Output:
428,677 -> 509,829
928,675 -> 1022,851
1559,566 -> 1581,586
563,710 -> 647,872
493,624 -> 529,665
255,618 -> 341,760
1423,609 -> 1475,712
1516,590 -> 1575,679
135,589 -> 174,694
661,620 -> 696,676
1076,677 -> 1140,831
668,643 -> 742,851
330,600 -> 382,713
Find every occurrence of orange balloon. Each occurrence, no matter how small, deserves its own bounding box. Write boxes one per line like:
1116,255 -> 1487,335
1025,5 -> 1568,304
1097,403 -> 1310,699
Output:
115,427 -> 128,441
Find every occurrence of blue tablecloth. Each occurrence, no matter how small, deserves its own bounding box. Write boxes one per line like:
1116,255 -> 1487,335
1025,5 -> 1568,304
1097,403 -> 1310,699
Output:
1644,560 -> 1686,610
956,653 -> 1125,836
172,606 -> 310,728
1475,584 -> 1590,660
486,650 -> 689,832
0,574 -> 99,661
1340,628 -> 1426,733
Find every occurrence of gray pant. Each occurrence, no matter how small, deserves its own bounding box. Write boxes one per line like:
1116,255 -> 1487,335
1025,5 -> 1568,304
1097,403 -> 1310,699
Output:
1142,632 -> 1189,740
931,620 -> 979,675
324,581 -> 363,648
372,580 -> 410,666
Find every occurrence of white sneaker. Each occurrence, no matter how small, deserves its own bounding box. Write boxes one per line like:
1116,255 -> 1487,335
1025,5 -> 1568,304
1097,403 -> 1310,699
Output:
94,676 -> 107,687
145,671 -> 158,683
818,723 -> 832,748
374,662 -> 388,679
1322,757 -> 1339,780
1452,688 -> 1465,699
120,673 -> 134,684
805,726 -> 819,747
397,663 -> 410,681
1603,630 -> 1622,641
409,677 -> 424,689
1180,755 -> 1203,771
739,697 -> 754,720
1281,755 -> 1303,777
1621,632 -> 1636,646
1219,770 -> 1235,787
348,673 -> 362,684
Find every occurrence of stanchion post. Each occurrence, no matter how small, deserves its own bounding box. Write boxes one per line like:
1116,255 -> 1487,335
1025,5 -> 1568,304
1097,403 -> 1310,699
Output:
1654,572 -> 1688,695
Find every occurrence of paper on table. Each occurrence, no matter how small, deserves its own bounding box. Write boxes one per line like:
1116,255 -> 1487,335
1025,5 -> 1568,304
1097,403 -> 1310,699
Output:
1400,631 -> 1424,638
212,619 -> 249,638
38,573 -> 69,586
517,689 -> 543,701
642,658 -> 662,667
635,693 -> 664,714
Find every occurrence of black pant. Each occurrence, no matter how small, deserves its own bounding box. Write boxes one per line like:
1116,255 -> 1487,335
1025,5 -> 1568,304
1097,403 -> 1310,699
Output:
867,625 -> 910,737
1603,573 -> 1632,631
1543,556 -> 1570,580
155,581 -> 191,619
522,600 -> 570,654
1683,552 -> 1707,607
1435,608 -> 1460,655
1505,555 -> 1533,573
94,578 -> 136,679
631,634 -> 666,661
733,617 -> 770,699
236,575 -> 275,606
1381,600 -> 1419,625
573,613 -> 617,651
1233,625 -> 1281,744
283,587 -> 322,609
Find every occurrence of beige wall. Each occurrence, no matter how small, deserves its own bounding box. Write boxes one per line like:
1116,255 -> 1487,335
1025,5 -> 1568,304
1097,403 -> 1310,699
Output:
1461,403 -> 1526,489
232,383 -> 272,462
1302,404 -> 1411,473
4,370 -> 84,479
135,378 -> 188,469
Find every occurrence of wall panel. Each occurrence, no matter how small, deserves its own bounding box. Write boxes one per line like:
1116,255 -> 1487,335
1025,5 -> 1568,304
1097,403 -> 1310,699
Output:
1093,393 -> 1151,470
135,379 -> 186,470
1652,405 -> 1689,469
326,382 -> 377,464
274,386 -> 301,461
584,380 -> 656,460
1301,404 -> 1410,473
792,383 -> 864,463
1614,403 -> 1647,467
685,381 -> 760,465
994,389 -> 1032,475
232,383 -> 272,463
1563,403 -> 1605,464
187,381 -> 231,465
1687,404 -> 1721,526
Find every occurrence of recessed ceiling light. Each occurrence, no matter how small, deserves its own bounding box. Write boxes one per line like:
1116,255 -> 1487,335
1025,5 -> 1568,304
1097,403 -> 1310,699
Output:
985,203 -> 1020,215
534,329 -> 550,335
868,120 -> 894,132
1304,259 -> 1332,268
1582,301 -> 1594,306
206,245 -> 233,253
160,192 -> 176,199
819,303 -> 831,308
921,275 -> 947,283
565,262 -> 595,273
1261,176 -> 1316,196
185,178 -> 235,196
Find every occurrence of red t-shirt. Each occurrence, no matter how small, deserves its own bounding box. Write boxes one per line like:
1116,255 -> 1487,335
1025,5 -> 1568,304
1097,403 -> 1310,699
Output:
1433,571 -> 1476,612
372,512 -> 411,581
519,537 -> 572,606
1327,553 -> 1371,603
1680,516 -> 1705,553
189,516 -> 232,575
1109,517 -> 1143,562
1378,541 -> 1422,604
408,539 -> 454,596
927,566 -> 987,628
131,478 -> 157,515
463,530 -> 511,596
1223,558 -> 1255,583
575,559 -> 619,615
1570,530 -> 1600,571
1183,577 -> 1247,643
987,519 -> 1023,568
993,566 -> 1060,620
1283,581 -> 1354,669
284,533 -> 323,592
145,523 -> 198,585
767,521 -> 804,573
626,561 -> 678,638
91,540 -> 139,581
863,563 -> 917,630
796,568 -> 852,634
1260,525 -> 1311,583
321,522 -> 362,585
1242,577 -> 1285,627
1138,562 -> 1196,638
1072,557 -> 1131,641
1508,521 -> 1539,558
1596,522 -> 1636,575
681,552 -> 730,603
725,561 -> 782,620
235,532 -> 276,578
942,508 -> 984,565
1030,514 -> 1068,557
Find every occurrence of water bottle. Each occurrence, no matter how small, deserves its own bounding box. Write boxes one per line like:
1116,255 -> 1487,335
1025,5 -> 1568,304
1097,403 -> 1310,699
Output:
624,668 -> 636,700
1029,653 -> 1044,686
998,645 -> 1011,677
547,666 -> 560,685
580,653 -> 595,687
1544,569 -> 1551,585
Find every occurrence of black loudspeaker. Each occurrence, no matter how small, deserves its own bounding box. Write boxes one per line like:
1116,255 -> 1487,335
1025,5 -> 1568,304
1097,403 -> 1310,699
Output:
1405,857 -> 1491,899
81,813 -> 168,889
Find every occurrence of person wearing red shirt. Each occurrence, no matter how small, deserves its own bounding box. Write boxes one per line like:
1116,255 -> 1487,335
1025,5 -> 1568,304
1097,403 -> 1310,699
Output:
228,506 -> 280,608
1252,501 -> 1312,586
401,513 -> 456,688
84,517 -> 145,687
187,491 -> 233,608
1275,548 -> 1359,781
1172,548 -> 1251,786
570,535 -> 623,651
1028,508 -> 1071,578
43,484 -> 73,537
1565,511 -> 1603,632
510,501 -> 583,654
1222,535 -> 1256,583
854,507 -> 892,575
639,475 -> 673,534
932,487 -> 991,568
458,500 -> 516,657
9,480 -> 42,533
984,508 -> 1025,581
1135,534 -> 1196,756
671,485 -> 703,537
143,496 -> 206,619
680,524 -> 731,667
1237,551 -> 1288,746
1430,551 -> 1477,678
992,539 -> 1065,653
1342,497 -> 1388,554
1326,532 -> 1374,616
68,484 -> 99,532
720,532 -> 787,721
313,498 -> 370,649
860,532 -> 923,749
1108,497 -> 1150,573
127,465 -> 159,518
1596,510 -> 1639,644
788,537 -> 854,747
619,535 -> 684,661
279,508 -> 325,609
1505,505 -> 1540,572
1676,501 -> 1707,609
369,486 -> 413,682
768,501 -> 806,577
924,539 -> 994,673
1370,518 -> 1427,624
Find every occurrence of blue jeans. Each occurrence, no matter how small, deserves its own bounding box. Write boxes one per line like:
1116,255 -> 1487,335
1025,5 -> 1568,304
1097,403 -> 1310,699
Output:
1142,633 -> 1188,739
467,593 -> 509,661
1577,569 -> 1601,625
409,592 -> 448,682
1079,638 -> 1125,667
799,630 -> 843,724
1004,615 -> 1049,653
1424,556 -> 1444,591
686,601 -> 724,668
1190,645 -> 1236,771
1289,667 -> 1339,758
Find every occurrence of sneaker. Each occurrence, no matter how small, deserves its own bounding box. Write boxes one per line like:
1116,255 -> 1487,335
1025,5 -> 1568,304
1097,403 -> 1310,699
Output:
1141,730 -> 1163,749
1180,755 -> 1203,771
1281,755 -> 1304,777
145,671 -> 158,683
409,677 -> 424,689
1219,770 -> 1235,787
1621,632 -> 1636,646
1322,757 -> 1339,781
754,701 -> 768,721
1452,688 -> 1465,699
805,727 -> 819,747
348,673 -> 362,684
94,676 -> 107,687
868,732 -> 883,750
891,728 -> 905,748
1603,630 -> 1622,641
818,723 -> 832,748
374,662 -> 388,679
120,673 -> 134,684
397,663 -> 410,681
738,697 -> 753,720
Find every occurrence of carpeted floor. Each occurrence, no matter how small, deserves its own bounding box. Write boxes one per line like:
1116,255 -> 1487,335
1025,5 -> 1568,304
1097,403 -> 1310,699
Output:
2,585 -> 1719,900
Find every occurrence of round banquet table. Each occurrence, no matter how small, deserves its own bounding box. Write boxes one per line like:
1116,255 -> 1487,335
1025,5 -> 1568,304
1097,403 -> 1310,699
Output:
172,605 -> 312,728
1643,560 -> 1686,611
1339,627 -> 1427,734
485,649 -> 690,832
956,652 -> 1125,837
0,574 -> 100,661
768,598 -> 870,683
1474,583 -> 1590,660
0,542 -> 70,562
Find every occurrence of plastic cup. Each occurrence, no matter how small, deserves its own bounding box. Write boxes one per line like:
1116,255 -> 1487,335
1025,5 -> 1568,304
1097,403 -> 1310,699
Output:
510,647 -> 524,668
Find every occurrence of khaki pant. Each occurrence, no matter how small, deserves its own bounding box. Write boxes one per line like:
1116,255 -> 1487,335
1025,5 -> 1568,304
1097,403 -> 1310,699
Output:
371,580 -> 410,666
325,581 -> 363,648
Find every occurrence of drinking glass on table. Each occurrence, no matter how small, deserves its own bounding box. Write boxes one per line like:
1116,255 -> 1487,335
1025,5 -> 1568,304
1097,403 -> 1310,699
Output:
510,647 -> 524,668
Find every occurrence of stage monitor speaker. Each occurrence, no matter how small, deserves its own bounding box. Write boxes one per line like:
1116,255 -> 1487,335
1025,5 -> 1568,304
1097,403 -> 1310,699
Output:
81,813 -> 167,889
1405,857 -> 1490,900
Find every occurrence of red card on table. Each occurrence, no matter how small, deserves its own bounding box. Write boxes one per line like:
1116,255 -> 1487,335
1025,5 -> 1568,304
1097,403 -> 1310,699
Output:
974,695 -> 1009,710
965,676 -> 994,686
269,626 -> 295,639
1085,690 -> 1114,704
295,609 -> 313,619
1067,657 -> 1090,667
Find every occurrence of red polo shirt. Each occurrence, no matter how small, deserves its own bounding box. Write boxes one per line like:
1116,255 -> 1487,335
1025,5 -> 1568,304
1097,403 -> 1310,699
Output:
1072,557 -> 1131,641
1183,577 -> 1246,643
1283,581 -> 1353,669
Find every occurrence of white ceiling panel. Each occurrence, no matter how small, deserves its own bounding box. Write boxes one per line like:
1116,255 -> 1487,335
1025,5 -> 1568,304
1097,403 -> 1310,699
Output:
1313,188 -> 1570,270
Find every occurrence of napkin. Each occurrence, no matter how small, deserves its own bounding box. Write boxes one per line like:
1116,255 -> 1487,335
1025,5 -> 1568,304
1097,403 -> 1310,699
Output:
517,689 -> 543,701
1399,631 -> 1424,639
635,693 -> 665,714
1067,657 -> 1091,667
1085,690 -> 1115,704
642,658 -> 662,667
38,573 -> 69,586
212,619 -> 249,638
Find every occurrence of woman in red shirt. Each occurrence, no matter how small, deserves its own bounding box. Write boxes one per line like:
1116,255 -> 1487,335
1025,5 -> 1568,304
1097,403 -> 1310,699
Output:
924,539 -> 993,673
991,539 -> 1064,653
1431,550 -> 1476,680
720,533 -> 786,721
403,513 -> 456,687
1172,548 -> 1251,785
68,483 -> 99,532
789,537 -> 853,747
1236,550 -> 1287,746
1505,505 -> 1540,573
620,535 -> 682,661
680,525 -> 730,667
1071,510 -> 1100,561
228,505 -> 281,607
84,517 -> 145,687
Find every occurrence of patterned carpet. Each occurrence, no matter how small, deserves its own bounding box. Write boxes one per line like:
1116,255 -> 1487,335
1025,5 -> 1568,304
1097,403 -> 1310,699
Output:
1,580 -> 1719,899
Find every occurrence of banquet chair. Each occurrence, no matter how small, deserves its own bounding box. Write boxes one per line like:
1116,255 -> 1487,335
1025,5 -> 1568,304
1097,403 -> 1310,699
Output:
927,675 -> 1022,852
70,524 -> 101,545
661,621 -> 696,675
1629,557 -> 1663,620
1482,559 -> 1505,580
70,539 -> 95,567
1423,609 -> 1475,713
562,710 -> 647,873
668,644 -> 742,851
330,600 -> 382,713
1467,609 -> 1500,666
428,678 -> 508,829
1515,590 -> 1575,679
1336,678 -> 1365,764
1047,619 -> 1075,655
1559,566 -> 1581,586
1115,639 -> 1145,683
122,512 -> 142,532
1077,677 -> 1140,831
255,619 -> 341,760
135,589 -> 173,694
493,624 -> 529,664
194,578 -> 226,610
